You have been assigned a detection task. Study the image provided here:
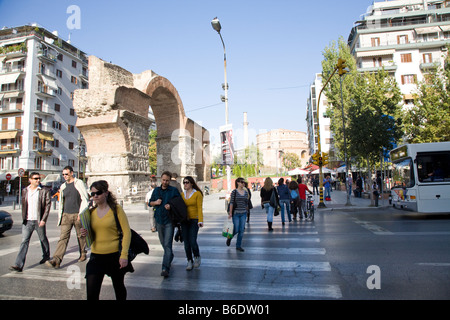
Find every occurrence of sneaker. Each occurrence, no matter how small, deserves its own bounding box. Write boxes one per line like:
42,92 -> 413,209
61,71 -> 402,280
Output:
193,256 -> 201,268
186,260 -> 193,271
236,247 -> 245,252
226,237 -> 231,247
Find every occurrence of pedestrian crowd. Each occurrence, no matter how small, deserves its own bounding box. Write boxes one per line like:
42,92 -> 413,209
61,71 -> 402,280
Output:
8,165 -> 385,300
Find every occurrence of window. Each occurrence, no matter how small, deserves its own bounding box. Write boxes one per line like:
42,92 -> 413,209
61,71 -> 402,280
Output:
401,74 -> 417,85
423,53 -> 432,63
68,124 -> 75,133
69,142 -> 74,150
52,157 -> 60,166
401,53 -> 412,63
371,37 -> 380,47
51,139 -> 59,148
52,121 -> 62,130
417,152 -> 450,183
70,108 -> 75,116
71,76 -> 78,84
34,156 -> 42,169
68,159 -> 75,167
57,87 -> 62,95
392,158 -> 414,188
15,117 -> 21,130
55,103 -> 60,112
56,69 -> 62,78
57,53 -> 63,61
398,35 -> 408,45
373,57 -> 382,67
72,60 -> 77,68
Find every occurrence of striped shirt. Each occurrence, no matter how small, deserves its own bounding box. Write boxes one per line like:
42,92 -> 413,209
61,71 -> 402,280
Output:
231,189 -> 248,214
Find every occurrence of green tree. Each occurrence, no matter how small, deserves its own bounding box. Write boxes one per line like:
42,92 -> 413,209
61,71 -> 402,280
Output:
402,47 -> 450,143
281,152 -> 302,170
347,69 -> 403,165
148,129 -> 157,174
321,37 -> 403,168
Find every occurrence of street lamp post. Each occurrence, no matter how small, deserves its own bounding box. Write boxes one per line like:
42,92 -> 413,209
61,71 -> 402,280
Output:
211,17 -> 231,191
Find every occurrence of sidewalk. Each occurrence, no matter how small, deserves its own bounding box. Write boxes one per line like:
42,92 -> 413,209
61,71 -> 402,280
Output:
312,189 -> 389,211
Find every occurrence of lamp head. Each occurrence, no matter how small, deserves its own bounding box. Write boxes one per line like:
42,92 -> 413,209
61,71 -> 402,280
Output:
211,17 -> 222,33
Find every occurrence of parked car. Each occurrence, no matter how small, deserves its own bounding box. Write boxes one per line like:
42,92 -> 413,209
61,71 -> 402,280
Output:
0,210 -> 13,235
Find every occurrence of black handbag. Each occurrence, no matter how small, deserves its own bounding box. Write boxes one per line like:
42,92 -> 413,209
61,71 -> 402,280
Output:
112,205 -> 149,262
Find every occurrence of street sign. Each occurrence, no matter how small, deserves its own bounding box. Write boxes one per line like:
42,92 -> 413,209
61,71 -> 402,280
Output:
5,173 -> 11,181
18,168 -> 25,177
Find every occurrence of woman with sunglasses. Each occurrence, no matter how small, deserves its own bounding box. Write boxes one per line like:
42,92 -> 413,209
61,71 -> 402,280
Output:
181,176 -> 203,270
81,180 -> 132,300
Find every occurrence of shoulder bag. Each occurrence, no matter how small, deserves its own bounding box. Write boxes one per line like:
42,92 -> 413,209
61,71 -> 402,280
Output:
112,205 -> 149,262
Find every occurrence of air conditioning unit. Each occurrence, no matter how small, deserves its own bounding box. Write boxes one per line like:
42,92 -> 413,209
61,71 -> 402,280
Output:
59,154 -> 68,161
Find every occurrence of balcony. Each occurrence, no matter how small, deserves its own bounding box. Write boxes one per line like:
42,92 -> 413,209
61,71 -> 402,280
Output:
420,58 -> 441,70
34,104 -> 55,117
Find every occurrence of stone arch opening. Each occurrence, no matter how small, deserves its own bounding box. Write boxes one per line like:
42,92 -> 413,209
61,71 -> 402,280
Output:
74,56 -> 210,203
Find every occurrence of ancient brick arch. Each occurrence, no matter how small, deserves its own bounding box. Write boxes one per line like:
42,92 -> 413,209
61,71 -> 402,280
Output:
74,56 -> 210,203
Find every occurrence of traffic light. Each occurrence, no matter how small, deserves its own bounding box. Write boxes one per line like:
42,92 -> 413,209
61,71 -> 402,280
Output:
337,58 -> 348,76
312,152 -> 320,165
318,156 -> 323,167
322,152 -> 329,166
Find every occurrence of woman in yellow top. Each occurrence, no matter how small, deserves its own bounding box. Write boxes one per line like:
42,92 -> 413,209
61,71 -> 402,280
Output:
181,176 -> 204,271
81,180 -> 132,300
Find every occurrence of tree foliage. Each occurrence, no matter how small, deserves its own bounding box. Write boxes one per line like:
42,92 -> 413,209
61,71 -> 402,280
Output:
402,47 -> 450,143
321,37 -> 403,167
148,129 -> 157,175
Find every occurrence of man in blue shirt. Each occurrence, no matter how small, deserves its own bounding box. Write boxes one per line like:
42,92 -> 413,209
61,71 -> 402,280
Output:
149,171 -> 181,277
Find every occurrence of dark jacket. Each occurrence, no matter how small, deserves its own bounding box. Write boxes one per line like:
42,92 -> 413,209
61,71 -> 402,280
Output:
168,196 -> 188,225
21,187 -> 51,225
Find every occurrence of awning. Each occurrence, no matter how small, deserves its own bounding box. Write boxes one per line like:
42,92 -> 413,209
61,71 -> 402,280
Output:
40,75 -> 58,90
288,168 -> 310,175
0,172 -> 18,181
440,25 -> 450,32
37,132 -> 54,141
0,131 -> 18,139
0,150 -> 18,155
415,26 -> 441,34
0,73 -> 20,85
357,49 -> 395,58
5,57 -> 25,63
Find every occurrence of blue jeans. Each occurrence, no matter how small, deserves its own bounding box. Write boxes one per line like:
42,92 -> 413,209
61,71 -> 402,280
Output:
279,199 -> 291,222
263,203 -> 275,222
181,219 -> 200,261
15,220 -> 50,269
156,222 -> 174,271
324,186 -> 331,199
232,212 -> 246,248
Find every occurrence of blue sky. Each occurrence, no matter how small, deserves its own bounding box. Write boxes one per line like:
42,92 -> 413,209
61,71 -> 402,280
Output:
0,0 -> 371,147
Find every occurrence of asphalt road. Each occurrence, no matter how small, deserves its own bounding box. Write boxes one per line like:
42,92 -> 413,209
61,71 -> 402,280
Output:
1,191 -> 449,302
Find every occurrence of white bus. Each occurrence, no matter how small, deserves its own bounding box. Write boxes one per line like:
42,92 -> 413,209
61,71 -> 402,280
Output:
390,142 -> 450,213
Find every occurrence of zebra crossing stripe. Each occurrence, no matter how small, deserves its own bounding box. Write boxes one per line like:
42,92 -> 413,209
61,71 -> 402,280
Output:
2,268 -> 342,299
146,245 -> 326,255
132,256 -> 331,272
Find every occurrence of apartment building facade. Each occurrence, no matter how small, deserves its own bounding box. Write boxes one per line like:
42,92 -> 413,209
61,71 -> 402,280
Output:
0,24 -> 88,188
348,0 -> 450,102
306,0 -> 449,168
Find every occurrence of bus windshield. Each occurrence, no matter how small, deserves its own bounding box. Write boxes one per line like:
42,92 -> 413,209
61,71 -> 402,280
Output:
392,158 -> 415,188
417,151 -> 450,183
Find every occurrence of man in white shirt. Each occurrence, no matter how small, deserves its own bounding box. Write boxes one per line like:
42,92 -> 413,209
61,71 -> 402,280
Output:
10,172 -> 51,272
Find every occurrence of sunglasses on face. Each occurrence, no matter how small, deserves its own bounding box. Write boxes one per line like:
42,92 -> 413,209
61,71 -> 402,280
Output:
31,177 -> 41,180
90,190 -> 104,197
183,181 -> 190,184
